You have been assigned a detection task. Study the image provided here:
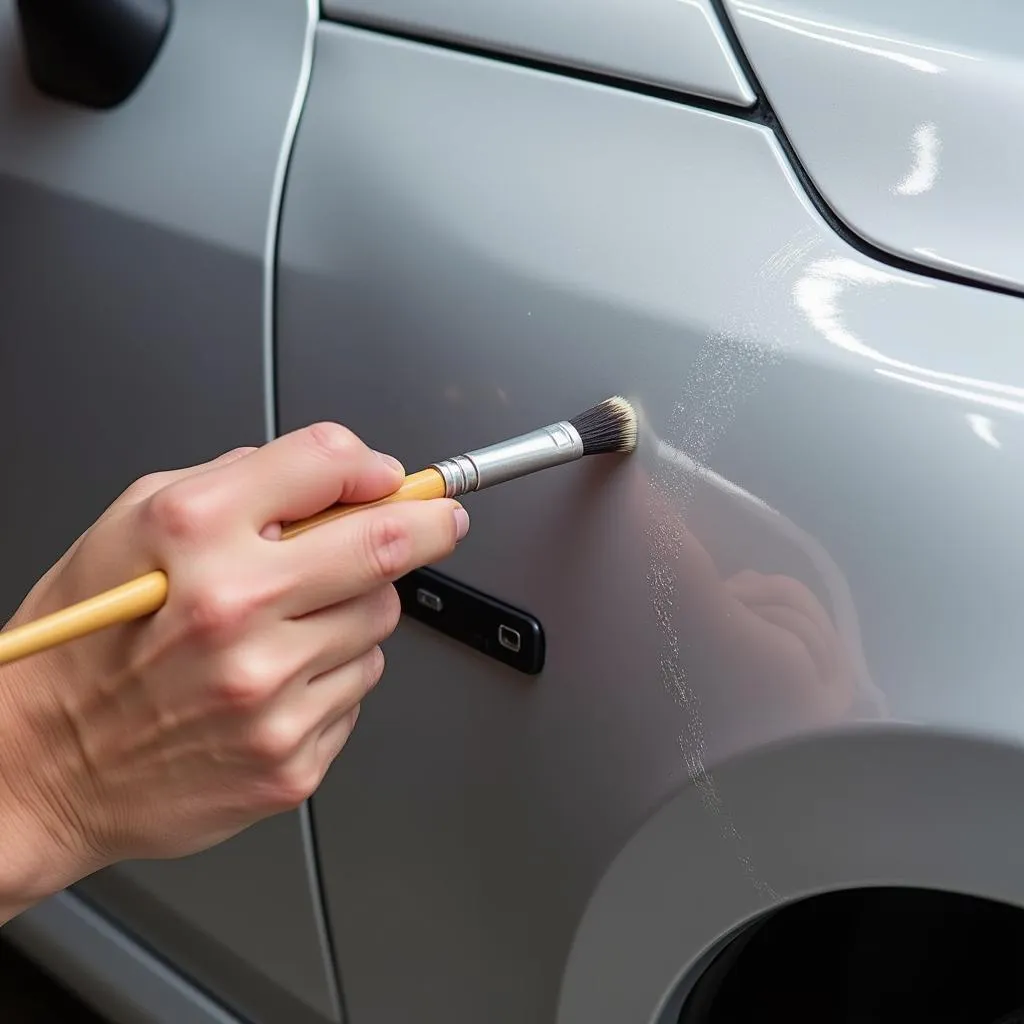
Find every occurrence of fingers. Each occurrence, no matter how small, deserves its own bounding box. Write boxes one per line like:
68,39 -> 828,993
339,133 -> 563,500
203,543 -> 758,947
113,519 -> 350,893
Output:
307,647 -> 386,726
279,585 -> 401,682
261,648 -> 378,802
274,647 -> 382,757
317,704 -> 361,763
271,498 -> 465,618
212,646 -> 380,815
193,423 -> 405,531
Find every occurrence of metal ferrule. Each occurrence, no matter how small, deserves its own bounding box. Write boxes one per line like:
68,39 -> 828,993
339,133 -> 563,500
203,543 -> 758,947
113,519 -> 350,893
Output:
431,421 -> 584,498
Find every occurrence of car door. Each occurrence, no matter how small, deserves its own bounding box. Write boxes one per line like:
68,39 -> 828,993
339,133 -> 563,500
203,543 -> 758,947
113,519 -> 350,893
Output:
0,2 -> 340,1023
275,8 -> 1024,1024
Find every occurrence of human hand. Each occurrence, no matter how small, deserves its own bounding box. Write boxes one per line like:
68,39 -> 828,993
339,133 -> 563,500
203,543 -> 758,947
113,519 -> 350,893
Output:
0,423 -> 468,913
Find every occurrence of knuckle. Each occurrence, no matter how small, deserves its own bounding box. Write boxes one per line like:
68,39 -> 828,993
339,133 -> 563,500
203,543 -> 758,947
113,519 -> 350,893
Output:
268,762 -> 321,810
214,650 -> 278,708
222,445 -> 258,461
250,715 -> 304,765
363,516 -> 412,580
187,585 -> 253,639
145,483 -> 215,543
121,471 -> 171,505
375,585 -> 402,638
306,421 -> 359,459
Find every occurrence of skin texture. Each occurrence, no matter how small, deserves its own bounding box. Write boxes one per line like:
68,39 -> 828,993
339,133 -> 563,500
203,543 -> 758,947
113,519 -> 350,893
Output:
0,423 -> 469,924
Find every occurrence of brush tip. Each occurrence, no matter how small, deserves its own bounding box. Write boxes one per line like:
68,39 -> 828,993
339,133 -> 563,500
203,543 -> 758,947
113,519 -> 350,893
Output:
569,395 -> 638,456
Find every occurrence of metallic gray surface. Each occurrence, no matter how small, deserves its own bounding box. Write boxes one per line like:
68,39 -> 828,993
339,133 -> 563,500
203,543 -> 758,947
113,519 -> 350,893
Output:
722,0 -> 1024,292
0,1 -> 337,1021
562,729 -> 1024,1022
323,0 -> 755,105
5,891 -> 244,1024
434,422 -> 584,496
278,25 -> 1024,1023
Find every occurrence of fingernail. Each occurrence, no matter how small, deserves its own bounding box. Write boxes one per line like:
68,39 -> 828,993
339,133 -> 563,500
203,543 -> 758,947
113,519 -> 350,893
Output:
375,451 -> 404,475
453,505 -> 470,541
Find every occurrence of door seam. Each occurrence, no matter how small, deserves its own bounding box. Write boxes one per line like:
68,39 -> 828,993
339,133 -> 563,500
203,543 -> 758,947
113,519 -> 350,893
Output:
261,3 -> 348,1022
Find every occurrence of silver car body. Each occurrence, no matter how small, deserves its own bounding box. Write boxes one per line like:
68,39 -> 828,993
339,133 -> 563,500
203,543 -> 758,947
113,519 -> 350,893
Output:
2,2 -> 1023,1022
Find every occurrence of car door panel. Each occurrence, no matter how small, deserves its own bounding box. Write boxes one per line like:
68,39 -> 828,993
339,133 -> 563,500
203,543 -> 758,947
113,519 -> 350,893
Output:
277,24 -> 1024,1023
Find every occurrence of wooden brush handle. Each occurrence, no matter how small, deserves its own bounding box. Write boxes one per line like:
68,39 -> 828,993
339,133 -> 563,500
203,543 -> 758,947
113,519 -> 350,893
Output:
280,468 -> 446,538
0,571 -> 169,666
0,468 -> 447,667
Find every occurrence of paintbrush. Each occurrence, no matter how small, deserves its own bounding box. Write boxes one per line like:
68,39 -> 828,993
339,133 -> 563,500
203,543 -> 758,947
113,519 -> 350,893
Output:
0,397 -> 637,666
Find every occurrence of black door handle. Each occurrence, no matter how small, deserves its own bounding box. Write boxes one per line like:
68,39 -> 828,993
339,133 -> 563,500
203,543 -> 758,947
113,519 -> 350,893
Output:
16,0 -> 172,109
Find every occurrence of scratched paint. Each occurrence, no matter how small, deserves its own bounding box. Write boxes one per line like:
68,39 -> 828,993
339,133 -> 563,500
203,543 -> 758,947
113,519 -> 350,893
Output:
648,227 -> 822,901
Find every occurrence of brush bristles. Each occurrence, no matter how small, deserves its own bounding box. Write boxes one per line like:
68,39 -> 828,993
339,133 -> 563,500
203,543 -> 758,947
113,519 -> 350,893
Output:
569,396 -> 638,456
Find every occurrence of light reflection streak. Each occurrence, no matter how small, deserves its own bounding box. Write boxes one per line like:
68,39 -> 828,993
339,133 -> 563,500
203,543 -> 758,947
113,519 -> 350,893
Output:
793,256 -> 1024,414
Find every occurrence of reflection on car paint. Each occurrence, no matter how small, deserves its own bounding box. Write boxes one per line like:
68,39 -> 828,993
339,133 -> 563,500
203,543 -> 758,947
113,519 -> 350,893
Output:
732,2 -> 969,73
892,121 -> 941,197
793,256 -> 1024,415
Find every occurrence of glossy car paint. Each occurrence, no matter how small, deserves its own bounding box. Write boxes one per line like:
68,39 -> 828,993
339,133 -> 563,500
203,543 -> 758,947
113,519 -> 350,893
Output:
276,24 -> 1024,1024
723,0 -> 1024,293
0,1 -> 339,1022
324,0 -> 755,105
2,5 -> 1024,1024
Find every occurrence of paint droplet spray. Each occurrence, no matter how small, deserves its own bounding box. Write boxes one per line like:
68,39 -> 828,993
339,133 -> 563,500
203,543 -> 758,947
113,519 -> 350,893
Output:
649,228 -> 821,902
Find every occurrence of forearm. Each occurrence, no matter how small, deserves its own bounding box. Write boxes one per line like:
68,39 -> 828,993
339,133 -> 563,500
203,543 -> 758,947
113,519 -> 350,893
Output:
0,893 -> 39,927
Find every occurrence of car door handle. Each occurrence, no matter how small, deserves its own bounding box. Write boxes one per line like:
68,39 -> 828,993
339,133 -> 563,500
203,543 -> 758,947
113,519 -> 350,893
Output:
16,0 -> 172,109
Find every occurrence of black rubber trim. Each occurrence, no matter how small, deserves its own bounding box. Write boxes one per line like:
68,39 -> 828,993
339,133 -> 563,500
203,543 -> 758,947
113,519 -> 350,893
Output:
328,12 -> 1024,301
329,14 -> 769,123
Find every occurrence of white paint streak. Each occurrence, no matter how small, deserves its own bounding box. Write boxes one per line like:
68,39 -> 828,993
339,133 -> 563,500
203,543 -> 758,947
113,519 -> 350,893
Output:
893,122 -> 941,196
648,231 -> 823,903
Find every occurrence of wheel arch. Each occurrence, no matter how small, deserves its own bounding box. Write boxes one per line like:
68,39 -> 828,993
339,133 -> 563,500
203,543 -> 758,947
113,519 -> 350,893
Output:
558,724 -> 1024,1024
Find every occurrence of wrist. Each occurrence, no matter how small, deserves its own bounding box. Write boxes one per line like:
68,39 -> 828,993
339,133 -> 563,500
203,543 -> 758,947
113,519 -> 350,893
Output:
0,656 -> 104,922
0,767 -> 71,924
